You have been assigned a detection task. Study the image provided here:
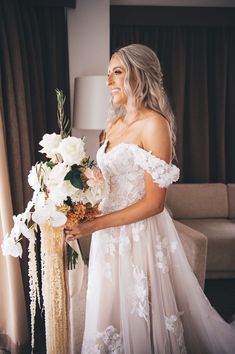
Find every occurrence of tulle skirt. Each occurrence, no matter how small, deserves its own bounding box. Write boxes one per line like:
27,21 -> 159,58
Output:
81,209 -> 235,354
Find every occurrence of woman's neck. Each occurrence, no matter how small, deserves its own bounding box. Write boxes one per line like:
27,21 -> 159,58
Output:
123,105 -> 150,124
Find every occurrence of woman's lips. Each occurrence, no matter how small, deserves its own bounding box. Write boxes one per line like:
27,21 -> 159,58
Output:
111,88 -> 120,95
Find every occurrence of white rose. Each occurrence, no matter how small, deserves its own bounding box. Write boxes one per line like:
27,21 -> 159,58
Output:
47,179 -> 78,206
47,181 -> 73,206
46,163 -> 70,190
61,180 -> 78,199
84,187 -> 102,206
1,236 -> 23,258
58,137 -> 86,166
70,189 -> 88,204
39,133 -> 62,159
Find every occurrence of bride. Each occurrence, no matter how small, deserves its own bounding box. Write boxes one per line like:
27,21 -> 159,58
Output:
65,44 -> 235,354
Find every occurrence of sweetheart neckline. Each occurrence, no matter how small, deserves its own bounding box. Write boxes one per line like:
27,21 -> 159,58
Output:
101,140 -> 176,167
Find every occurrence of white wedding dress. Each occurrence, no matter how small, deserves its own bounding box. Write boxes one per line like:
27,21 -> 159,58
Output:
81,140 -> 235,354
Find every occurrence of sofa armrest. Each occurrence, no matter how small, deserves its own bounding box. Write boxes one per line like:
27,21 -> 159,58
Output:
173,220 -> 208,289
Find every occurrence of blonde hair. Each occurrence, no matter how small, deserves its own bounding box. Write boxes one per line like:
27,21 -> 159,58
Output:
107,43 -> 176,159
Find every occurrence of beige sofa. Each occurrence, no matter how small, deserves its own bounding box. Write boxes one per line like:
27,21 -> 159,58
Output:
166,183 -> 235,280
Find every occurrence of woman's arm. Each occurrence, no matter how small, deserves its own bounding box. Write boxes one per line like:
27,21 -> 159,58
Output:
65,114 -> 171,241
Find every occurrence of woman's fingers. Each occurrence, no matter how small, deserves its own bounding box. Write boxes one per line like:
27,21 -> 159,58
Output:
64,227 -> 78,241
64,225 -> 82,239
64,228 -> 72,233
66,234 -> 75,241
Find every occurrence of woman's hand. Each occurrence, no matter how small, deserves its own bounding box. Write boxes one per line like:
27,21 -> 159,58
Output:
64,219 -> 97,242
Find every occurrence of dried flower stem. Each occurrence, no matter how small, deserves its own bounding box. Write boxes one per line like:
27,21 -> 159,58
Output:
55,89 -> 71,138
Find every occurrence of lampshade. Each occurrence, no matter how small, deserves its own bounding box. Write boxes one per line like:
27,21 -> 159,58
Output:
73,76 -> 110,130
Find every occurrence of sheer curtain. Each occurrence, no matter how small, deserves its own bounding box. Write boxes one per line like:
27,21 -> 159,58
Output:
0,112 -> 28,353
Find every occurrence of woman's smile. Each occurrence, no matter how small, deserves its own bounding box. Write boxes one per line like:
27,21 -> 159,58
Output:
107,54 -> 127,105
111,88 -> 121,95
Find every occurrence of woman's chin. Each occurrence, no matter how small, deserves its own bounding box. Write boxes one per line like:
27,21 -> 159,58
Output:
112,96 -> 127,106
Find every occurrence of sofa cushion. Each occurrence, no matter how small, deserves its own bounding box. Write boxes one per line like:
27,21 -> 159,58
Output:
228,184 -> 235,219
179,218 -> 235,273
166,183 -> 228,219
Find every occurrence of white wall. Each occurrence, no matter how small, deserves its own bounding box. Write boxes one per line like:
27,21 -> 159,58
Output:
67,0 -> 110,160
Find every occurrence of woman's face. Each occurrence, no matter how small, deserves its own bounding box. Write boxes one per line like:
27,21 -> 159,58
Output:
107,54 -> 127,105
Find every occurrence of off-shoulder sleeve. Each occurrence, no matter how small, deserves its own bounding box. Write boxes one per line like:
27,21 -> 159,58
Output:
132,146 -> 180,188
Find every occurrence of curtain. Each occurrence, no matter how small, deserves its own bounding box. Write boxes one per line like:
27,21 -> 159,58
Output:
0,0 -> 70,215
0,112 -> 29,354
0,0 -> 71,350
110,7 -> 235,183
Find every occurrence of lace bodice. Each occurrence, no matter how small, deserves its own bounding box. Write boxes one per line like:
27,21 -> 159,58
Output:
97,141 -> 180,214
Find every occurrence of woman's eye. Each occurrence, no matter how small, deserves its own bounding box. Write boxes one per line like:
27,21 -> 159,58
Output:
107,70 -> 122,78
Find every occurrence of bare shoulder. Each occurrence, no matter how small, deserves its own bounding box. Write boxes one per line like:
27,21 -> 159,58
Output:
141,111 -> 170,133
141,111 -> 171,163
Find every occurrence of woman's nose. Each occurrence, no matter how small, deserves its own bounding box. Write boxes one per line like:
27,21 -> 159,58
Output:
107,74 -> 113,86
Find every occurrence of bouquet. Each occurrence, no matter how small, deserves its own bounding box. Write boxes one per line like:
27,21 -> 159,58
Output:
2,89 -> 104,265
1,89 -> 105,350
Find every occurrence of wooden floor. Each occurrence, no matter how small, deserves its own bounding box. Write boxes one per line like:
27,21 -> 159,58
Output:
22,278 -> 235,354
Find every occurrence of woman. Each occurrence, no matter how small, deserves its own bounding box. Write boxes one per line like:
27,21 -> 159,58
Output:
65,44 -> 235,354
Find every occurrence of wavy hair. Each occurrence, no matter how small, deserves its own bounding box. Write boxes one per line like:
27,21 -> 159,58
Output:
108,43 -> 176,159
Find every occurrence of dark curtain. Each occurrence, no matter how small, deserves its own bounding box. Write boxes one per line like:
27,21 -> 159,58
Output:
0,0 -> 71,349
0,0 -> 70,214
110,7 -> 235,183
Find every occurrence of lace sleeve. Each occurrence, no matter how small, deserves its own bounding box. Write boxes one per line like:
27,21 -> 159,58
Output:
132,146 -> 180,188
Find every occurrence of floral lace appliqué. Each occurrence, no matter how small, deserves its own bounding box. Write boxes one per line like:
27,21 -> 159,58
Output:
131,265 -> 149,321
131,145 -> 180,188
119,226 -> 131,256
104,235 -> 117,256
82,326 -> 123,354
97,325 -> 123,353
82,341 -> 100,354
131,220 -> 145,242
155,236 -> 178,273
165,312 -> 187,354
103,262 -> 113,281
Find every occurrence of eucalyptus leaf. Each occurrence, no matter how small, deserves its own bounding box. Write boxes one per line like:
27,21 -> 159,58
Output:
64,170 -> 73,180
70,174 -> 84,189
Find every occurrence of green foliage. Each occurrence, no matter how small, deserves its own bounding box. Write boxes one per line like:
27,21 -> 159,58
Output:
67,244 -> 79,270
55,88 -> 71,138
64,165 -> 84,189
81,156 -> 96,168
46,161 -> 57,169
